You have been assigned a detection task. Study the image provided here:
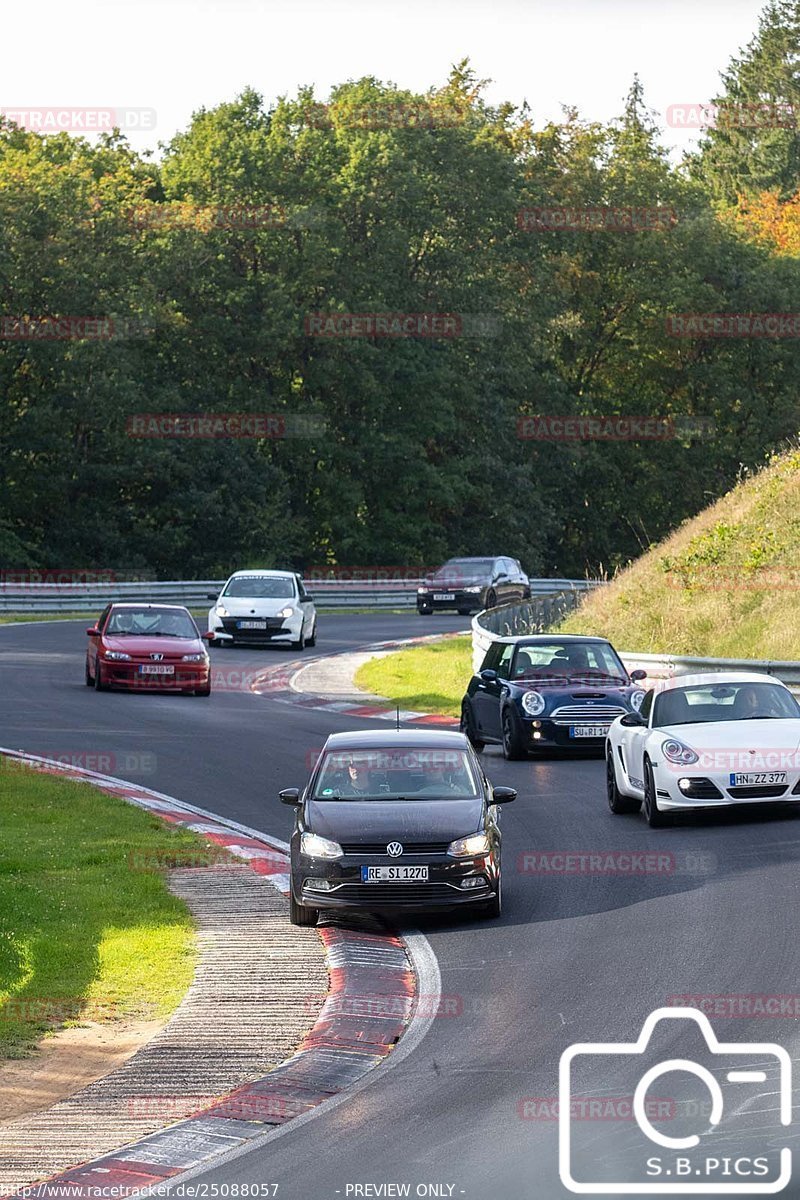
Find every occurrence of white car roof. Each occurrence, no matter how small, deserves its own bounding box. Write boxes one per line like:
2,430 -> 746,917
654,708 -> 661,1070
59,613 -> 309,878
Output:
653,671 -> 788,691
227,569 -> 295,579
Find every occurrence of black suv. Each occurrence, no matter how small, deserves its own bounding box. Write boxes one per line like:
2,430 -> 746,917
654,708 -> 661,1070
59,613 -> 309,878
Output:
417,557 -> 530,615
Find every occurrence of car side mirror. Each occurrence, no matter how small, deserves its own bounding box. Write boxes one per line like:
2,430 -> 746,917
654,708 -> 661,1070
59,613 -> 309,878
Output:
279,787 -> 301,805
207,593 -> 220,601
202,631 -> 215,642
491,786 -> 516,804
480,669 -> 498,682
303,593 -> 314,601
86,626 -> 100,636
620,711 -> 646,727
630,669 -> 647,681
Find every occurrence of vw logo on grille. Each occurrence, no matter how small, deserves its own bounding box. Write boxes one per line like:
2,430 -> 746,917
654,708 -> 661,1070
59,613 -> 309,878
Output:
386,841 -> 403,857
150,653 -> 164,661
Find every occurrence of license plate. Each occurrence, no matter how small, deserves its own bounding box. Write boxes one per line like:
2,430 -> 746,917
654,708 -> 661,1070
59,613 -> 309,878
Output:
139,664 -> 175,675
237,620 -> 267,629
730,771 -> 787,786
361,865 -> 429,882
433,593 -> 455,601
570,725 -> 610,738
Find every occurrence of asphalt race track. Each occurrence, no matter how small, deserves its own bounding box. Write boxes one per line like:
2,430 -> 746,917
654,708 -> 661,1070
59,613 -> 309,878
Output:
3,615 -> 800,1200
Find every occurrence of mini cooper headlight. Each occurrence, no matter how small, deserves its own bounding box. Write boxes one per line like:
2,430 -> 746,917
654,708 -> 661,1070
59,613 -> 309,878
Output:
182,653 -> 207,662
300,832 -> 343,859
448,833 -> 491,857
630,690 -> 646,711
103,651 -> 131,660
278,606 -> 295,618
661,738 -> 699,766
521,690 -> 546,717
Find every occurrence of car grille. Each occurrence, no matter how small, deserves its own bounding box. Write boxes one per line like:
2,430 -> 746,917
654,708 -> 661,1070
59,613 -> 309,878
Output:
727,784 -> 789,799
550,705 -> 627,726
678,778 -> 723,799
328,882 -> 472,904
340,842 -> 451,856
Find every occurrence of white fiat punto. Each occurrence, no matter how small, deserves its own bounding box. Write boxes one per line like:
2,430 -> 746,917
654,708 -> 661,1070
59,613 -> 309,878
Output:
208,570 -> 317,650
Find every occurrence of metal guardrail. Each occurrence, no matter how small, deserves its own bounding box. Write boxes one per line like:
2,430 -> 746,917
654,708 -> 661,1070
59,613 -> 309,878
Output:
0,577 -> 597,614
471,599 -> 800,694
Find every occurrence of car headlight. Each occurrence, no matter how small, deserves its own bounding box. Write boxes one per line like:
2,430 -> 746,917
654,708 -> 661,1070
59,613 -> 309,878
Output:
103,651 -> 131,661
630,690 -> 646,711
182,653 -> 207,662
300,832 -> 343,859
463,586 -> 482,593
215,605 -> 229,616
521,690 -> 546,716
448,833 -> 491,858
417,587 -> 428,593
278,606 -> 295,619
661,738 -> 699,765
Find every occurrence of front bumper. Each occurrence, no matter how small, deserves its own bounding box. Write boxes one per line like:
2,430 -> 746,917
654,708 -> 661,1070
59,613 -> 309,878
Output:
100,662 -> 209,690
654,768 -> 800,809
524,717 -> 612,749
213,614 -> 298,643
293,852 -> 499,910
417,590 -> 483,612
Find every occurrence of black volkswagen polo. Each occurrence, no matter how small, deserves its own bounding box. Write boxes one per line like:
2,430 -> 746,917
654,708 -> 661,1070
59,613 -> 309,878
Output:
460,634 -> 647,759
280,729 -> 515,926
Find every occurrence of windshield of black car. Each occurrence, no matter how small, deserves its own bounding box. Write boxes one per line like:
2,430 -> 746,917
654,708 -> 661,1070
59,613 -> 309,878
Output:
652,682 -> 800,727
433,559 -> 493,583
223,576 -> 295,598
105,608 -> 198,638
311,749 -> 482,800
511,641 -> 626,683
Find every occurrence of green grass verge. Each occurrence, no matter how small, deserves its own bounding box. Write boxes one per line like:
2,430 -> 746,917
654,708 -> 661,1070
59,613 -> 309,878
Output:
0,761 -> 220,1059
559,447 -> 800,658
354,635 -> 473,717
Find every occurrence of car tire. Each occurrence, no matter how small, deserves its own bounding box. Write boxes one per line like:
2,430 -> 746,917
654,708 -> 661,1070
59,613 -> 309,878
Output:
289,890 -> 318,926
418,607 -> 432,616
457,608 -> 473,616
292,631 -> 306,652
93,661 -> 106,691
502,708 -> 526,760
643,758 -> 669,827
479,876 -> 502,918
195,685 -> 212,696
85,660 -> 92,686
607,748 -> 641,814
306,621 -> 317,648
460,701 -> 485,754
485,590 -> 497,610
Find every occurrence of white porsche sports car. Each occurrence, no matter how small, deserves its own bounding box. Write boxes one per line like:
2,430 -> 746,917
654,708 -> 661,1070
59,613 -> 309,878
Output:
606,671 -> 800,827
207,570 -> 317,650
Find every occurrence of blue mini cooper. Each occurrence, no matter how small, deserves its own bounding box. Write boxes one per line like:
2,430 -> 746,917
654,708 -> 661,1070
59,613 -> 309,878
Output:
460,635 -> 647,759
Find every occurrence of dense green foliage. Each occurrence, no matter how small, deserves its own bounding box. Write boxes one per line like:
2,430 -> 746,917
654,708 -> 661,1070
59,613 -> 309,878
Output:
1,17 -> 799,578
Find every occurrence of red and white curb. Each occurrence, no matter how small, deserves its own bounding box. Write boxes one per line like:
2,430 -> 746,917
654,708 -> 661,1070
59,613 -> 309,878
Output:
249,632 -> 461,726
0,749 -> 427,1200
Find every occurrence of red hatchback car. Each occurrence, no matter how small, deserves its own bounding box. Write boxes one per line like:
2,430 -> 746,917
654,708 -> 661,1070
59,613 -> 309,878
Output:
86,603 -> 212,695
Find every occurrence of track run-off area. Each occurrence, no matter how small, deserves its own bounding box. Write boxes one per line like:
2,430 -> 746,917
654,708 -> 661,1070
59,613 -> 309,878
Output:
3,614 -> 800,1200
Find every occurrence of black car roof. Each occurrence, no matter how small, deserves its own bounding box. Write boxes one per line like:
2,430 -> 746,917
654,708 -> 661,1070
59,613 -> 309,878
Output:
323,729 -> 469,750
